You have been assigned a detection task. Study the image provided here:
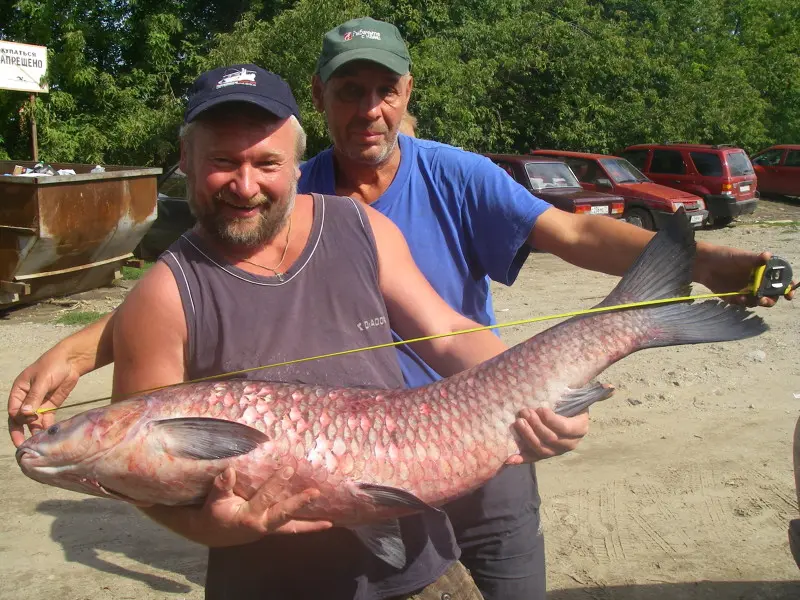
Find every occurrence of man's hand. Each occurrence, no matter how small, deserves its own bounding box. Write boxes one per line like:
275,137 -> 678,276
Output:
8,347 -> 80,447
505,408 -> 589,464
696,246 -> 796,308
158,467 -> 333,548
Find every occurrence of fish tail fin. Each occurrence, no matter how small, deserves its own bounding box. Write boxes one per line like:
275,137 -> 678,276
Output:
598,209 -> 768,349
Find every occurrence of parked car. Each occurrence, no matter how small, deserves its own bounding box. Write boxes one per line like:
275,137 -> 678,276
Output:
750,144 -> 800,198
529,150 -> 708,231
620,143 -> 758,227
135,164 -> 194,260
484,153 -> 625,218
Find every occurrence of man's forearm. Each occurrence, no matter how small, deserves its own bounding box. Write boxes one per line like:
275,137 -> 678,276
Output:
139,504 -> 211,546
416,328 -> 508,377
530,211 -> 656,278
56,310 -> 116,375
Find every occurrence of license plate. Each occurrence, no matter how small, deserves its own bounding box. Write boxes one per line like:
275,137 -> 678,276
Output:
690,214 -> 703,224
590,205 -> 609,215
740,185 -> 750,192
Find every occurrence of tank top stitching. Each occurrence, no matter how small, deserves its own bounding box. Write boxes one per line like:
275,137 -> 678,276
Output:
178,196 -> 326,287
163,249 -> 196,318
345,196 -> 367,233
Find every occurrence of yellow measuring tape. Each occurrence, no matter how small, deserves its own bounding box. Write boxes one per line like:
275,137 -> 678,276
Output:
37,289 -> 748,415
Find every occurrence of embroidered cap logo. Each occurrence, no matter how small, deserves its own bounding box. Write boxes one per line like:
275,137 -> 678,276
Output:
216,67 -> 257,89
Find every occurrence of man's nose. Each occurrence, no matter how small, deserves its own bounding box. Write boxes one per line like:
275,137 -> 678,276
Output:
229,165 -> 261,200
357,89 -> 383,120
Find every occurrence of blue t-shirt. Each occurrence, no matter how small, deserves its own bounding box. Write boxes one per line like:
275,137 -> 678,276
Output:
300,135 -> 552,388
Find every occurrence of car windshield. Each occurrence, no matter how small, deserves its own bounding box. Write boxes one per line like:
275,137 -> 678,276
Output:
598,158 -> 650,183
726,151 -> 755,176
524,162 -> 581,190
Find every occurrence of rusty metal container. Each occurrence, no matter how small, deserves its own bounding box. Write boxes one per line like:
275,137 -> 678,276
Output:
0,160 -> 161,308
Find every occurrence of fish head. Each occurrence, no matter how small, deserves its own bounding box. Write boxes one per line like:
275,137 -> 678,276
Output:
15,400 -> 148,501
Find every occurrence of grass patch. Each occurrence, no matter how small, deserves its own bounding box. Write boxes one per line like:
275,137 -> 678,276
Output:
122,260 -> 155,280
55,311 -> 107,326
747,220 -> 800,228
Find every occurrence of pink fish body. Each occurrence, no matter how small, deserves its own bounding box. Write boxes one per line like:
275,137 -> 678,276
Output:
16,212 -> 768,566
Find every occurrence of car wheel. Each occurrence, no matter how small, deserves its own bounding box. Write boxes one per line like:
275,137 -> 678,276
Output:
707,215 -> 734,228
623,208 -> 654,231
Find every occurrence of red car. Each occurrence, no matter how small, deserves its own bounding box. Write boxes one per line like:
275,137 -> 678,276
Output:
484,154 -> 625,218
750,144 -> 800,198
621,143 -> 758,226
530,150 -> 708,231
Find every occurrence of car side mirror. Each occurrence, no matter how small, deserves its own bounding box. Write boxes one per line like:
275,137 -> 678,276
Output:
595,178 -> 612,188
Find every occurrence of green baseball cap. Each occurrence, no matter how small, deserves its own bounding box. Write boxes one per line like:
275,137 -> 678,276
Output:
316,17 -> 411,82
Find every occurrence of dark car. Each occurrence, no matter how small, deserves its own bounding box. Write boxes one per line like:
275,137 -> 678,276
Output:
135,164 -> 195,260
484,154 -> 625,218
750,144 -> 800,198
530,150 -> 708,231
621,143 -> 758,227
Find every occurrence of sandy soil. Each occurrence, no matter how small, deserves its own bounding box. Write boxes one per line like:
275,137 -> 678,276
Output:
1,198 -> 798,599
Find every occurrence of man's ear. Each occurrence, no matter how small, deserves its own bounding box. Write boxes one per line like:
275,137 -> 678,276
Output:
311,75 -> 325,113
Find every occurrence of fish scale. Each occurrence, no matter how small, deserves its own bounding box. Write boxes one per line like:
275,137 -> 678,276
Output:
16,213 -> 769,568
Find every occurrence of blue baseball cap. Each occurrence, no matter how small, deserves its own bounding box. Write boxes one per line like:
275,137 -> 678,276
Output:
184,64 -> 301,124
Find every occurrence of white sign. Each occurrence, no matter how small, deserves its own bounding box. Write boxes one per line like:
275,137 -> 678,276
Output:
0,40 -> 48,93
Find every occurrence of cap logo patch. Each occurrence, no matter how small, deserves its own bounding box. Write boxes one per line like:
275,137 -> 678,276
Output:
343,29 -> 381,42
216,67 -> 257,89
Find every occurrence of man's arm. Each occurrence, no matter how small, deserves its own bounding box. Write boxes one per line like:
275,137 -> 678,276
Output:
364,205 -> 588,460
529,207 -> 796,307
8,311 -> 115,446
112,262 -> 330,546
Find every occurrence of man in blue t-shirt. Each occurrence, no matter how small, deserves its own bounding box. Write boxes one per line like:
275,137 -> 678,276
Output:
299,16 -> 794,600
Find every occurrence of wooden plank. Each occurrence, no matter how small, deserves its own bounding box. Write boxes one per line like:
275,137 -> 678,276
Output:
13,252 -> 134,280
0,280 -> 31,295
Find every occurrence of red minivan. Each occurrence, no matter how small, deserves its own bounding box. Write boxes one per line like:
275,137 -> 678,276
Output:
530,150 -> 708,231
750,144 -> 800,198
621,143 -> 758,227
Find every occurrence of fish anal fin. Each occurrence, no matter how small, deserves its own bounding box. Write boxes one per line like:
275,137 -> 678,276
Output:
153,417 -> 268,460
351,519 -> 407,569
555,382 -> 615,417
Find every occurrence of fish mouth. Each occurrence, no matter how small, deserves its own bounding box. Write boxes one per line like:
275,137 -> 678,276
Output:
15,446 -> 41,465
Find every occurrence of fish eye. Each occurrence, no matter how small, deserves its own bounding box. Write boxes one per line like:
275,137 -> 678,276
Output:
47,425 -> 60,435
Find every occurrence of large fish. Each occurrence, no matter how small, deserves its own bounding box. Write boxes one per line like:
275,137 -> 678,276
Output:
15,212 -> 767,568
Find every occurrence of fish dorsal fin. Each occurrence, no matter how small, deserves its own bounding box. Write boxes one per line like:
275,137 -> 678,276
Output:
351,520 -> 407,570
153,417 -> 268,460
598,207 -> 695,307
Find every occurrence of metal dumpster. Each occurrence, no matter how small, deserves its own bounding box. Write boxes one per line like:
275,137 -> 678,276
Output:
0,161 -> 160,308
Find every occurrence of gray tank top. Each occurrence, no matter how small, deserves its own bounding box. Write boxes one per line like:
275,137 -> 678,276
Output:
160,193 -> 458,600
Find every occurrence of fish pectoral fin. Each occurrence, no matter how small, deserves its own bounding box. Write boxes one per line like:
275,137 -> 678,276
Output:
351,520 -> 407,570
555,382 -> 615,417
356,482 -> 440,514
153,417 -> 269,460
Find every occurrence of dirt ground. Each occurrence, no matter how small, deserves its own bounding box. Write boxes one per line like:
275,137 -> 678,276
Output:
1,198 -> 798,599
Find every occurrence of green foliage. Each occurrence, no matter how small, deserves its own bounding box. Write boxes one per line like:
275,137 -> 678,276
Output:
1,0 -> 799,164
122,261 -> 155,280
54,310 -> 107,326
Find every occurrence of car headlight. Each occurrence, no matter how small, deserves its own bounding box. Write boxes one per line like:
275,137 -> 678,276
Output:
672,202 -> 684,212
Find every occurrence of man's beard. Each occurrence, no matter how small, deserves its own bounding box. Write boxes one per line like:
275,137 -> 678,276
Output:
187,176 -> 297,248
330,124 -> 400,166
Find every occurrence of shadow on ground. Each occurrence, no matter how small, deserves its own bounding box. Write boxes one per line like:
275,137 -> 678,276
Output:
549,579 -> 800,600
37,498 -> 206,593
